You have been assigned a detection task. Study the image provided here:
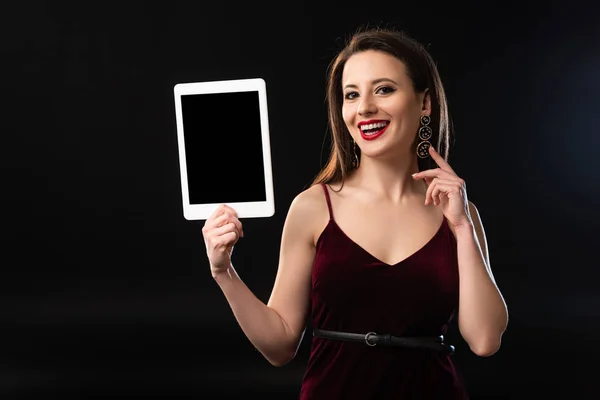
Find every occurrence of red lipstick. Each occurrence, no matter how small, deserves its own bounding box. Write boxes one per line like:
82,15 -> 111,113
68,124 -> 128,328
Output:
358,120 -> 389,141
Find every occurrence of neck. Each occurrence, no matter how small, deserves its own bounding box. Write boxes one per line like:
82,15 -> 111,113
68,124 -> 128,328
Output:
350,151 -> 425,203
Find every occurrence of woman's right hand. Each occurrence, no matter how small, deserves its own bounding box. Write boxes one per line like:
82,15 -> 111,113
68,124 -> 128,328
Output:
201,204 -> 244,278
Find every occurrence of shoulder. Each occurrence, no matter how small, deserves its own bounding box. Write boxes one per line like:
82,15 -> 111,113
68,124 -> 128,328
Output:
287,183 -> 329,223
290,183 -> 327,210
284,183 -> 330,245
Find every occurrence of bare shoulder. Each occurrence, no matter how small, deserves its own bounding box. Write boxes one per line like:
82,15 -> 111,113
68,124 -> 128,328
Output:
289,184 -> 327,213
286,184 -> 330,246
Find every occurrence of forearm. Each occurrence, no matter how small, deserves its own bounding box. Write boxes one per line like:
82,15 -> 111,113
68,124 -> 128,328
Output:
454,223 -> 508,356
213,265 -> 299,366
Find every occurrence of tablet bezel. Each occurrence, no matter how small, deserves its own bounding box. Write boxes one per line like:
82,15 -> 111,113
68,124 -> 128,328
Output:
173,78 -> 275,220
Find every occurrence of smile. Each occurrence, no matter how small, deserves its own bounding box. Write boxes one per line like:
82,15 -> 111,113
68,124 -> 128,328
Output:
358,120 -> 389,141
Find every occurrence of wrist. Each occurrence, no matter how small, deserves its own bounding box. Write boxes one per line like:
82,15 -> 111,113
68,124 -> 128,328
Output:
451,220 -> 475,237
212,265 -> 233,281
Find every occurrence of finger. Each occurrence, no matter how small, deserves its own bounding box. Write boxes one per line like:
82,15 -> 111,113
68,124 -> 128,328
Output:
228,215 -> 244,237
208,222 -> 240,246
207,204 -> 240,221
424,179 -> 433,205
218,206 -> 243,236
208,231 -> 238,252
208,204 -> 227,219
219,206 -> 243,234
220,219 -> 243,239
413,168 -> 455,181
219,204 -> 239,218
431,185 -> 446,206
205,212 -> 230,229
431,182 -> 461,206
428,146 -> 456,174
425,178 -> 456,205
204,213 -> 244,238
424,178 -> 438,205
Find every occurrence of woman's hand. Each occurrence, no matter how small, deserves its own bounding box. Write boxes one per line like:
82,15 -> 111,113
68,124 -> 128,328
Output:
201,204 -> 244,278
412,147 -> 472,228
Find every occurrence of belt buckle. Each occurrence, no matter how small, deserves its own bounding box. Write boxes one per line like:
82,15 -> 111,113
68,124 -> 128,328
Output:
365,331 -> 377,346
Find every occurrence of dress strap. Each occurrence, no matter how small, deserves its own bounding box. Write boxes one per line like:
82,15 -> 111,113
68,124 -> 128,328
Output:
320,183 -> 334,220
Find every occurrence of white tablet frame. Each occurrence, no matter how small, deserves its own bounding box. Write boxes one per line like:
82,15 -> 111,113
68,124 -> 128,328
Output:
173,78 -> 275,220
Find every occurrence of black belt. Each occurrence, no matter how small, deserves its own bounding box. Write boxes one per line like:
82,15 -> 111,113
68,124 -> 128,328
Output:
313,328 -> 455,354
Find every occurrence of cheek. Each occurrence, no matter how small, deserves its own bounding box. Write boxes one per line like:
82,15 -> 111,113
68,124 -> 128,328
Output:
342,105 -> 355,126
390,102 -> 420,130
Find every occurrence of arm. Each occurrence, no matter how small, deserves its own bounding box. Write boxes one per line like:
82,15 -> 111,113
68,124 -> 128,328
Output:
413,147 -> 509,357
210,190 -> 317,366
453,201 -> 508,357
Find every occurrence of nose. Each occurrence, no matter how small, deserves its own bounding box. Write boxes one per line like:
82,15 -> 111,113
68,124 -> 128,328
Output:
357,94 -> 377,116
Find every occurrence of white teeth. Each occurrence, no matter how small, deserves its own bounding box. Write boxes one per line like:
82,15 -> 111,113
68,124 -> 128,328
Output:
360,121 -> 388,135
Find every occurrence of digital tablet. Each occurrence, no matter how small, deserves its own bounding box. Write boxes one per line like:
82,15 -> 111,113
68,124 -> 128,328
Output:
173,78 -> 275,220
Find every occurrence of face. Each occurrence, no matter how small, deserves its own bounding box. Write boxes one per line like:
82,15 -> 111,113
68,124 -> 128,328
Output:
341,50 -> 430,159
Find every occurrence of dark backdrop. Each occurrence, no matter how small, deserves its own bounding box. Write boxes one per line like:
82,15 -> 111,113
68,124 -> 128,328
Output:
3,1 -> 600,399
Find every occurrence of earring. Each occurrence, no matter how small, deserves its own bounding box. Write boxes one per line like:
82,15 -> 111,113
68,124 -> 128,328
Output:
352,139 -> 360,168
416,114 -> 432,158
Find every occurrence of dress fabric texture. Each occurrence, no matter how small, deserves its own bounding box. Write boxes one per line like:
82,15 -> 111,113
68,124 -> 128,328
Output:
298,183 -> 469,400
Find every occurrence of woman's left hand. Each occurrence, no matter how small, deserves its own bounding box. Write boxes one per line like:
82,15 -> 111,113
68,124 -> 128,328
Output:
412,146 -> 472,228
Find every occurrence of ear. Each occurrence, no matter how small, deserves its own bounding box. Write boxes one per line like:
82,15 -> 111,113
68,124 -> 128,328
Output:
421,88 -> 432,115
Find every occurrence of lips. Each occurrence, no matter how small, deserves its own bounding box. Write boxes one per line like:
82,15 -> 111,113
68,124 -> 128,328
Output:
358,120 -> 389,141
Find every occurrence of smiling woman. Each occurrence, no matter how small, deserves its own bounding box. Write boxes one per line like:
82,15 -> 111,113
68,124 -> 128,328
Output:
341,50 -> 429,165
201,26 -> 508,400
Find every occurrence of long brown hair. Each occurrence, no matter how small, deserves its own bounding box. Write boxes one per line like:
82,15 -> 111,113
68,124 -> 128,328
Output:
311,27 -> 451,187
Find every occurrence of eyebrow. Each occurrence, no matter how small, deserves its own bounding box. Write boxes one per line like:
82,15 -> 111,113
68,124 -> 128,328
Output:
343,78 -> 400,90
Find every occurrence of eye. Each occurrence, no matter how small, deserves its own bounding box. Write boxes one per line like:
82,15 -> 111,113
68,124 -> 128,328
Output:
344,91 -> 359,100
376,86 -> 396,95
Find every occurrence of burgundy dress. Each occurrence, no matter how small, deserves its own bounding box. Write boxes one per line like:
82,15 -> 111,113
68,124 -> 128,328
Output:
298,183 -> 468,399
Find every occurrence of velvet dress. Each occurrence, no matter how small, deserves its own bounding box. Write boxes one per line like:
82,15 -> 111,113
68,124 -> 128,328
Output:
298,184 -> 469,399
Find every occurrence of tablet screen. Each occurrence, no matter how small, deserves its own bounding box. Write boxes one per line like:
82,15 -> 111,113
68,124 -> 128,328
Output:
181,90 -> 266,204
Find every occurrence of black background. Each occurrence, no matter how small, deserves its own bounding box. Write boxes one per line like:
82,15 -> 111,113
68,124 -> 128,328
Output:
2,1 -> 600,399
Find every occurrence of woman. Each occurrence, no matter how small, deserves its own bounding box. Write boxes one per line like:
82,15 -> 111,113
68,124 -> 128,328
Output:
202,27 -> 508,399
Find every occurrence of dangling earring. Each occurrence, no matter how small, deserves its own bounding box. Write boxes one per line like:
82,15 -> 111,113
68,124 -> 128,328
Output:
352,139 -> 360,168
416,114 -> 432,158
